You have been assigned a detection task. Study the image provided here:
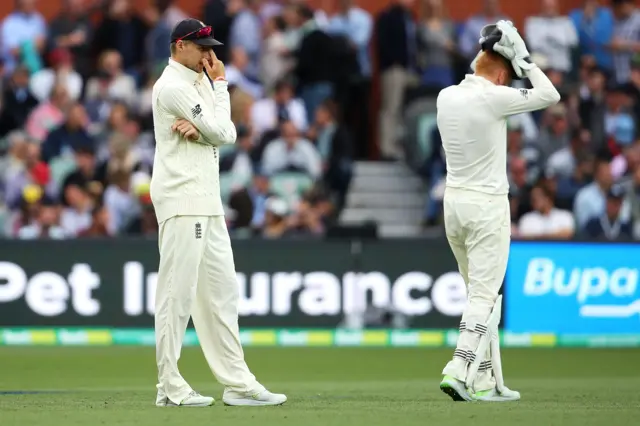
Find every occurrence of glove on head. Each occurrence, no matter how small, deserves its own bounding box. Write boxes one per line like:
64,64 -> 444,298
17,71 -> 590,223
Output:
470,22 -> 531,80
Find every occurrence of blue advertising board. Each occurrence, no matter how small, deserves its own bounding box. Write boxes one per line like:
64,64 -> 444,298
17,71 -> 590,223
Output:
505,242 -> 640,334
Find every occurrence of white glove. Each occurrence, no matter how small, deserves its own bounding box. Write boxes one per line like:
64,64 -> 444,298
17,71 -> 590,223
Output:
495,20 -> 536,78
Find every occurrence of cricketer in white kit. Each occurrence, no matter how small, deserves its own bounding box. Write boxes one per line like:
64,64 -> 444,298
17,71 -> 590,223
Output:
150,18 -> 287,407
436,20 -> 560,402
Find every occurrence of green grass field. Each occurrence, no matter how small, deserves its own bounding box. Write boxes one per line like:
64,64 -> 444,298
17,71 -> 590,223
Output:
1,347 -> 639,425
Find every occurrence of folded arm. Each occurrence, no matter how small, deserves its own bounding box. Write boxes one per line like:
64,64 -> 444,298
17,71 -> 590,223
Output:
157,80 -> 236,146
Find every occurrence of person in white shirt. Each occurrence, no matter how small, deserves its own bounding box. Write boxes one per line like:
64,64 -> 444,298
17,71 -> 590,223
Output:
151,18 -> 286,409
261,119 -> 322,179
250,78 -> 308,138
517,184 -> 575,239
437,21 -> 560,402
524,0 -> 578,74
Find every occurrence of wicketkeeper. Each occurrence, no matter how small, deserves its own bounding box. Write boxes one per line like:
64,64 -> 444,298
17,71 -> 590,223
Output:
436,20 -> 560,402
150,18 -> 286,407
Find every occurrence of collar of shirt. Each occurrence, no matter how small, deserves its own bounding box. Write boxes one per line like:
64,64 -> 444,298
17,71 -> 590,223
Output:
168,58 -> 205,84
462,74 -> 495,87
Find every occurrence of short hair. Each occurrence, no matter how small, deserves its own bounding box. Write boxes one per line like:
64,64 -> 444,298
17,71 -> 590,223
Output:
474,50 -> 512,77
170,42 -> 177,55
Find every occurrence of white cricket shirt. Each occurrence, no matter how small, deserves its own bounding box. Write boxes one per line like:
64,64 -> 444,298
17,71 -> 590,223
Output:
436,67 -> 560,195
150,59 -> 237,224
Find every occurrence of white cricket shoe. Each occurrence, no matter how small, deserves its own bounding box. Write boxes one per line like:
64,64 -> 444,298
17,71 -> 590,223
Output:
472,386 -> 521,402
222,389 -> 287,406
439,375 -> 473,402
156,388 -> 214,407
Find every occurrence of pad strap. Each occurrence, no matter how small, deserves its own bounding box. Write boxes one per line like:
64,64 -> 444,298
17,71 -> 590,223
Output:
459,321 -> 488,335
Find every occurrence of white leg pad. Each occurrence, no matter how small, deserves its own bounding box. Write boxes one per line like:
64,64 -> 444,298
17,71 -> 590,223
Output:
465,295 -> 503,392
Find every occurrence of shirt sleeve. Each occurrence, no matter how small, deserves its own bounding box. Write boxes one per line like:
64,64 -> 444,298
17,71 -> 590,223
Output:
486,67 -> 561,117
157,80 -> 236,146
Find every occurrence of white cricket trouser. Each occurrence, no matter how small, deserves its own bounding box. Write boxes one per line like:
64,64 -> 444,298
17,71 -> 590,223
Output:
155,215 -> 262,404
441,187 -> 510,392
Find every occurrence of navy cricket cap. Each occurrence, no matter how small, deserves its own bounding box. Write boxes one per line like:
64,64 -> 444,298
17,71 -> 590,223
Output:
170,18 -> 222,47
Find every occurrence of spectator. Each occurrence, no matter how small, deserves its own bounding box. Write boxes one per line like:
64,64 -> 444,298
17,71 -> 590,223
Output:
328,0 -> 373,81
579,66 -> 608,146
611,142 -> 640,181
60,146 -> 100,201
417,0 -> 457,88
142,2 -> 172,75
294,5 -> 338,123
220,124 -> 254,184
17,194 -> 65,240
124,192 -> 158,236
375,0 -> 419,160
584,184 -> 633,239
229,0 -> 263,81
225,47 -> 264,99
537,103 -> 571,163
78,204 -> 112,237
95,131 -> 145,188
156,0 -> 188,29
229,86 -> 255,128
25,83 -> 70,143
227,186 -> 254,236
525,0 -> 578,76
0,0 -> 47,74
202,0 -> 243,64
286,189 -> 332,237
261,120 -> 322,179
246,172 -> 274,230
627,164 -> 640,238
85,50 -> 138,107
516,184 -> 575,240
261,196 -> 291,239
29,48 -> 83,103
41,103 -> 93,163
4,141 -> 56,210
0,66 -> 39,137
603,84 -> 636,158
92,0 -> 149,77
570,0 -> 615,72
509,156 -> 533,223
611,0 -> 640,84
574,159 -> 630,228
326,0 -> 373,147
459,0 -> 508,62
60,182 -> 94,237
0,130 -> 31,191
47,0 -> 94,79
556,152 -> 595,210
308,99 -> 353,208
260,15 -> 290,94
103,169 -> 139,235
546,128 -> 592,179
250,78 -> 307,138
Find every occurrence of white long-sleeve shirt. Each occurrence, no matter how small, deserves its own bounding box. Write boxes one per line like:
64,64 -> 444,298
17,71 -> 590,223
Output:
525,16 -> 578,73
436,66 -> 560,195
150,59 -> 237,224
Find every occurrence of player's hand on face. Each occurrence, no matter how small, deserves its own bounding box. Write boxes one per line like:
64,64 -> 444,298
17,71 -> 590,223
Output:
203,50 -> 225,80
172,118 -> 199,141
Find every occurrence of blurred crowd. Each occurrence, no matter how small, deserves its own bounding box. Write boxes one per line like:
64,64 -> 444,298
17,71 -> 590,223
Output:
0,0 -> 366,239
1,0 -> 639,242
412,0 -> 640,241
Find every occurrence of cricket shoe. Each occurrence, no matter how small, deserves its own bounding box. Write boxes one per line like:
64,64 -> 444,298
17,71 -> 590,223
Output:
439,375 -> 473,402
156,388 -> 214,407
472,387 -> 521,402
222,389 -> 287,406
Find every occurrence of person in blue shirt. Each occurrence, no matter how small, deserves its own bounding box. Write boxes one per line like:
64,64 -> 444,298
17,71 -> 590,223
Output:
569,0 -> 615,71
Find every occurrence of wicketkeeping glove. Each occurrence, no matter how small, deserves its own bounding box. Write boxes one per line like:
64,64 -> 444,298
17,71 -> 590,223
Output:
494,20 -> 536,78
